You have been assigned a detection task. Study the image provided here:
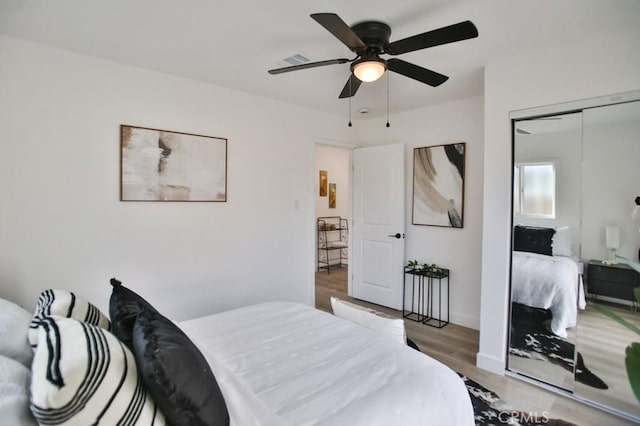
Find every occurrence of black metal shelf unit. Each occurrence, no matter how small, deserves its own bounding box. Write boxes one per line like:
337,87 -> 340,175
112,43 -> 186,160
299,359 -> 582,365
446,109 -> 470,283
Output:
317,217 -> 348,273
402,266 -> 450,328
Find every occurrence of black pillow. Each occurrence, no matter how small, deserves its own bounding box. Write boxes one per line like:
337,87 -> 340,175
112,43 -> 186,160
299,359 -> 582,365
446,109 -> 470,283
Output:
109,278 -> 158,349
513,225 -> 556,256
132,305 -> 229,426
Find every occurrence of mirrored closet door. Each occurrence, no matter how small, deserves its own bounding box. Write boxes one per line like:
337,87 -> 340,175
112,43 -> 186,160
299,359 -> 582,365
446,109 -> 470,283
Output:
576,100 -> 640,417
507,92 -> 640,421
508,110 -> 583,392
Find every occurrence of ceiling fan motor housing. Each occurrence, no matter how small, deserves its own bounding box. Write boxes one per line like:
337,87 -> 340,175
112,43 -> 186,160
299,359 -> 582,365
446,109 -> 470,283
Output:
350,21 -> 391,54
349,21 -> 391,82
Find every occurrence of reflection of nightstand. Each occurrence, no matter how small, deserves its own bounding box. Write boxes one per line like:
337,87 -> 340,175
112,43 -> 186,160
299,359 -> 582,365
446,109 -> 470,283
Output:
586,260 -> 640,304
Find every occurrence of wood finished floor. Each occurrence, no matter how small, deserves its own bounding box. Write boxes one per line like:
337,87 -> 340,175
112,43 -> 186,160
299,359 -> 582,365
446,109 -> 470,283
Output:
576,303 -> 640,417
315,267 -> 637,426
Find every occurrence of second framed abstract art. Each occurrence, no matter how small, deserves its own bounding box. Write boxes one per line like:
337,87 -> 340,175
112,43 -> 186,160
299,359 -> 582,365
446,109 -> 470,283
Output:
329,183 -> 336,209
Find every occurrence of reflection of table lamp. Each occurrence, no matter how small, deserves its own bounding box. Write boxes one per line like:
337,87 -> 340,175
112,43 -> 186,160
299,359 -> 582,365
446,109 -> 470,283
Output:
606,225 -> 620,265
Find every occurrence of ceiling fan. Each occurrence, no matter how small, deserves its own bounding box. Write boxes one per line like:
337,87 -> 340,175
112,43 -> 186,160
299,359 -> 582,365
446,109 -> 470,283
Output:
268,13 -> 478,99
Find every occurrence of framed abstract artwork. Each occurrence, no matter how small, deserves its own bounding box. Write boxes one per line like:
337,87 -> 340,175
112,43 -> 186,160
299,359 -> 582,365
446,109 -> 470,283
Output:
412,142 -> 465,228
120,125 -> 227,202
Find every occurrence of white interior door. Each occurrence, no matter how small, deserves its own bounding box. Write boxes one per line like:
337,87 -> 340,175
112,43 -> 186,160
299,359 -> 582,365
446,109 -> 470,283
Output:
351,143 -> 405,310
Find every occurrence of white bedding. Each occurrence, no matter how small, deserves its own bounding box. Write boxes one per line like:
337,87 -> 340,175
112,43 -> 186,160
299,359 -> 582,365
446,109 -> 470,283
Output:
179,301 -> 474,426
511,251 -> 587,338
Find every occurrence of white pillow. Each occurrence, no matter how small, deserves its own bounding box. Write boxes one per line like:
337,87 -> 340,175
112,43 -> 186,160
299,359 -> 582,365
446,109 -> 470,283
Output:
28,289 -> 111,348
30,317 -> 165,425
330,297 -> 406,345
0,355 -> 37,426
0,298 -> 34,367
552,226 -> 572,257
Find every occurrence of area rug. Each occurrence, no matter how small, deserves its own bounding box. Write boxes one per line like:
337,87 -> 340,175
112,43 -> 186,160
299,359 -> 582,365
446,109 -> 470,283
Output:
407,338 -> 577,425
509,303 -> 607,389
459,373 -> 578,426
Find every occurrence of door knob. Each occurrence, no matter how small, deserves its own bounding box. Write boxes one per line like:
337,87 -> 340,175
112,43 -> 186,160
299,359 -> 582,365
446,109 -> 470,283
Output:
388,233 -> 402,239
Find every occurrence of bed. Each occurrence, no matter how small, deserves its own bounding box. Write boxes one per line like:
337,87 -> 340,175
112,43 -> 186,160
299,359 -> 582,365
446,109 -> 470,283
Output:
511,225 -> 587,338
0,287 -> 474,426
179,301 -> 474,425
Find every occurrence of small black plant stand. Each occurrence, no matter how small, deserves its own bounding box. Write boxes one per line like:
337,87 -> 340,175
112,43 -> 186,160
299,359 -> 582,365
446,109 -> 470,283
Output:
403,267 -> 428,322
402,266 -> 450,328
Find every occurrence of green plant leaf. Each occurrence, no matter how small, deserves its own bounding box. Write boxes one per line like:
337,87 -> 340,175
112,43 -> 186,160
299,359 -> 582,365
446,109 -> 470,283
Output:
616,255 -> 640,274
626,343 -> 640,401
590,302 -> 640,336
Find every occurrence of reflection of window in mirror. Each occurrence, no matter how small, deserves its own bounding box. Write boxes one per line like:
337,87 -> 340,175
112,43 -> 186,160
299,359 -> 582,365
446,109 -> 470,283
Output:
514,162 -> 556,218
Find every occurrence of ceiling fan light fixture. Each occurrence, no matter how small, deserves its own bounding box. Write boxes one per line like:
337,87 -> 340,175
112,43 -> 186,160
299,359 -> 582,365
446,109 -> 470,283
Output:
352,57 -> 387,82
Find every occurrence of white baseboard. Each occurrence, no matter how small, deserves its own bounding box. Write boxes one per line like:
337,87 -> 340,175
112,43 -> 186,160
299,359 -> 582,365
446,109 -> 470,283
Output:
451,312 -> 480,330
476,352 -> 505,375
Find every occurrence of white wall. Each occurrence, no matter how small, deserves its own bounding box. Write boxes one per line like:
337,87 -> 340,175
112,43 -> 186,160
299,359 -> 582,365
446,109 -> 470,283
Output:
356,96 -> 484,329
581,102 -> 640,262
478,27 -> 640,374
0,35 -> 355,319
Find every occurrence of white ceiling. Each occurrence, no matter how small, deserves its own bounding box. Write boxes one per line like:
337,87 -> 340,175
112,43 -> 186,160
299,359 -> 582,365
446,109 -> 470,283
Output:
1,0 -> 638,118
515,112 -> 582,135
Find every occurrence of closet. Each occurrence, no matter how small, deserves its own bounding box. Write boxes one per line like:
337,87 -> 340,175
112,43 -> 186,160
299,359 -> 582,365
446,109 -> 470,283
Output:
507,91 -> 640,422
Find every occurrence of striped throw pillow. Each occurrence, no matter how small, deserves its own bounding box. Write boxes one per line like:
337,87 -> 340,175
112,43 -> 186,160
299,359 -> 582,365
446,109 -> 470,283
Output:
30,317 -> 165,425
28,289 -> 111,348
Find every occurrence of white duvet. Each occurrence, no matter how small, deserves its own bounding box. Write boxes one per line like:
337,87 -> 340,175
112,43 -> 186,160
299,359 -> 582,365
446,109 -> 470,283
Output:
179,301 -> 474,426
511,251 -> 586,338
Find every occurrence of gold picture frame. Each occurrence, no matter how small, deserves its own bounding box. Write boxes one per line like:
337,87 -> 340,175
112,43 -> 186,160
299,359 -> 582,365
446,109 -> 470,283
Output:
329,183 -> 336,208
319,170 -> 328,196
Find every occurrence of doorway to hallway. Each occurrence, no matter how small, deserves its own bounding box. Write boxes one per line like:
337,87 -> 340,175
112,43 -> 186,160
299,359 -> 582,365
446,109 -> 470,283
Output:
314,144 -> 350,310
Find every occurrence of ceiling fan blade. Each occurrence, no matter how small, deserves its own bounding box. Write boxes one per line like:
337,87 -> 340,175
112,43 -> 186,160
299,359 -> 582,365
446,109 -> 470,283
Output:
268,58 -> 350,75
311,13 -> 366,51
387,21 -> 478,55
338,74 -> 362,98
387,58 -> 448,87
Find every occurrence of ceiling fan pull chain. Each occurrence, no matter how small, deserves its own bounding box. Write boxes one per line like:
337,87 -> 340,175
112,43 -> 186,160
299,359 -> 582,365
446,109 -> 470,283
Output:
386,71 -> 390,127
348,76 -> 353,127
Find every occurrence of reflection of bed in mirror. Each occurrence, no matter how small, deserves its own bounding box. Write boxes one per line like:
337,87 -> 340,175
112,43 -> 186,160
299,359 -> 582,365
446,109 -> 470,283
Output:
511,251 -> 586,337
511,225 -> 586,338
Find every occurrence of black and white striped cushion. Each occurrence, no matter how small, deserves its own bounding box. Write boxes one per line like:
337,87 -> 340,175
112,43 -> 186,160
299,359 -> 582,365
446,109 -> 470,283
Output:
28,289 -> 111,348
30,317 -> 165,425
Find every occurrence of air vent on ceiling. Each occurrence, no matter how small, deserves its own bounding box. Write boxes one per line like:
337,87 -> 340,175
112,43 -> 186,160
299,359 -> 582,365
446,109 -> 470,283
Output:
277,54 -> 310,68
